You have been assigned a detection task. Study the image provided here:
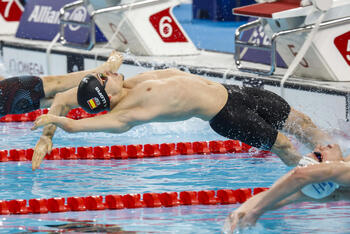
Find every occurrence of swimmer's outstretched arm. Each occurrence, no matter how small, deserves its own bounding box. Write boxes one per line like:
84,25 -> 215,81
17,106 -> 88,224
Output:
43,51 -> 123,97
31,88 -> 79,171
32,107 -> 146,134
226,162 -> 350,231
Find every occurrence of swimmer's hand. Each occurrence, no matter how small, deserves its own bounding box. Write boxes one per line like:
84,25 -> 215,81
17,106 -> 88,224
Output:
32,136 -> 52,171
224,194 -> 264,232
32,114 -> 74,133
31,114 -> 56,130
224,209 -> 259,232
32,114 -> 71,131
223,210 -> 242,233
99,50 -> 123,73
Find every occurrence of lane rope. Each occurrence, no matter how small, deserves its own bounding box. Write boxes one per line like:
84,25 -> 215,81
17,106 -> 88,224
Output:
0,108 -> 106,123
0,139 -> 272,162
0,187 -> 269,215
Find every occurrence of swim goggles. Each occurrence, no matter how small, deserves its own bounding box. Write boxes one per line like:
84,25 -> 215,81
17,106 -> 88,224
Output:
97,73 -> 108,87
313,151 -> 323,162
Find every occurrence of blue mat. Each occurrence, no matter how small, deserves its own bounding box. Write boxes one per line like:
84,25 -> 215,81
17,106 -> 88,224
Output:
172,4 -> 246,53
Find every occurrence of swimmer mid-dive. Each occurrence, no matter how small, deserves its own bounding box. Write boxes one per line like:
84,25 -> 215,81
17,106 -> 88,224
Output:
224,143 -> 350,232
31,52 -> 334,170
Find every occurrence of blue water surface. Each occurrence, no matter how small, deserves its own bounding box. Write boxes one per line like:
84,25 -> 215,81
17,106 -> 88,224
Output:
0,120 -> 350,234
173,4 -> 244,53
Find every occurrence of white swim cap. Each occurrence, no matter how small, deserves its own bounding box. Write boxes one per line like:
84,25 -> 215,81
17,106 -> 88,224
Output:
298,156 -> 339,199
298,156 -> 318,166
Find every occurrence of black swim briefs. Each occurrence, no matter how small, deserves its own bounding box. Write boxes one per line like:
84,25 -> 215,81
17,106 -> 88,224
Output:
0,76 -> 45,116
209,84 -> 291,150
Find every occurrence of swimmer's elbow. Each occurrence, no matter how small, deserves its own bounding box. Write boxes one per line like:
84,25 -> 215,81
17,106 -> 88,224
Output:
53,92 -> 67,103
53,91 -> 77,109
109,121 -> 132,134
64,126 -> 75,133
59,119 -> 76,133
110,125 -> 131,134
290,167 -> 310,186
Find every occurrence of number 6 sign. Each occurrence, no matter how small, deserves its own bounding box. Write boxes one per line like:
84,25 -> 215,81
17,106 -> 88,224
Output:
334,31 -> 350,66
159,16 -> 173,38
149,8 -> 187,43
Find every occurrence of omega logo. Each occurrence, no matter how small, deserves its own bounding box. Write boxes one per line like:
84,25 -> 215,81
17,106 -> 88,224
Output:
8,58 -> 45,75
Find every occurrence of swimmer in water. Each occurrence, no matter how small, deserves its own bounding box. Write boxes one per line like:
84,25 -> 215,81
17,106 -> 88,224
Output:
0,51 -> 122,116
224,143 -> 350,232
31,53 -> 334,170
45,221 -> 136,233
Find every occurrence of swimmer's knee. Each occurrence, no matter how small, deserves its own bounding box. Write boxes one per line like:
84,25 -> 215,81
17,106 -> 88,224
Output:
299,113 -> 314,128
272,132 -> 291,149
287,109 -> 315,128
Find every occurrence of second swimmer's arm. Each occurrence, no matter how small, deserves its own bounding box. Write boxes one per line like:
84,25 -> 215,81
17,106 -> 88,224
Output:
253,162 -> 349,215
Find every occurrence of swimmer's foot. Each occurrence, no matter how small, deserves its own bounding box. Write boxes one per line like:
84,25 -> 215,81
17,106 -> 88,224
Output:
97,50 -> 123,73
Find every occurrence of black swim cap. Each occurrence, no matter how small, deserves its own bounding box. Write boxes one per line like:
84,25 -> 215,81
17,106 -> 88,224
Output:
77,74 -> 110,114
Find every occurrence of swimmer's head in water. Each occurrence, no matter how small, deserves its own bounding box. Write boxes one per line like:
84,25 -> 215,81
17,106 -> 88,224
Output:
77,73 -> 110,114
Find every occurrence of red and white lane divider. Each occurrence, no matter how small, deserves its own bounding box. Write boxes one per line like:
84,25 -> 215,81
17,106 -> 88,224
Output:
0,188 -> 269,215
0,108 -> 105,123
0,139 -> 272,162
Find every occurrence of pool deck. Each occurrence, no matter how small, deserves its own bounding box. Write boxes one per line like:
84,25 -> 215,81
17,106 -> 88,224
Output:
1,34 -> 350,94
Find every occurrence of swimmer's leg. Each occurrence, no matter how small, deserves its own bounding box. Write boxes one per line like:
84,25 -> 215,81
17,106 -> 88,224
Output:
42,51 -> 123,97
209,104 -> 302,166
282,108 -> 334,148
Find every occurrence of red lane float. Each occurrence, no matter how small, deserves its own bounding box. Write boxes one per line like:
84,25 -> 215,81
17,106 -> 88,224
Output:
0,140 -> 272,162
0,187 -> 269,215
0,108 -> 107,123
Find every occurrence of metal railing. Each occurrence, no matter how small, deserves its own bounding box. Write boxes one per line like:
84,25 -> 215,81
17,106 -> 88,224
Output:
234,15 -> 350,76
58,0 -> 165,50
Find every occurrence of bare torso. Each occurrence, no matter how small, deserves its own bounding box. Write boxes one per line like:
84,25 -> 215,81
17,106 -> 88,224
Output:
111,71 -> 228,124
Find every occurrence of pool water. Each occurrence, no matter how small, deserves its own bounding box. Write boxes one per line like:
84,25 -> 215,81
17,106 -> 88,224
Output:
1,119 -> 350,234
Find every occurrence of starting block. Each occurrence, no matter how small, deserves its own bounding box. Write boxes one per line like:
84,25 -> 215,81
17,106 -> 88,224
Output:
60,0 -> 198,56
0,0 -> 24,34
233,0 -> 350,81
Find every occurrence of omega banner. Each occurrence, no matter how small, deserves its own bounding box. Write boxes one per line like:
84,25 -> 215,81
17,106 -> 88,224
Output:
15,0 -> 106,43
